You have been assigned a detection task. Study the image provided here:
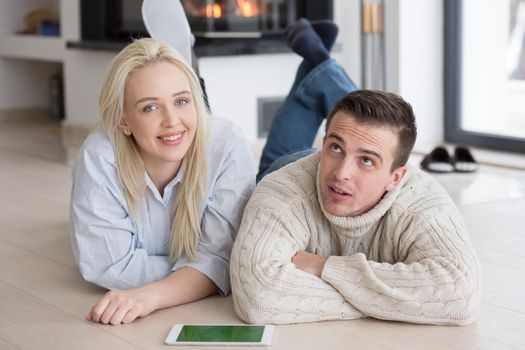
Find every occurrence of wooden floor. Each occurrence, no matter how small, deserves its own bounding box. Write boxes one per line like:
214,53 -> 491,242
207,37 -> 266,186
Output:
1,119 -> 525,349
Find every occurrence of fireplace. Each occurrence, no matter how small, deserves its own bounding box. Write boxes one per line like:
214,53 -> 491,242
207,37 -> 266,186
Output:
73,0 -> 333,55
183,0 -> 298,37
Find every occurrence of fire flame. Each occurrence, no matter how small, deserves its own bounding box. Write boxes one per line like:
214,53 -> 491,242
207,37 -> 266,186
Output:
203,1 -> 259,19
236,0 -> 259,17
205,3 -> 222,18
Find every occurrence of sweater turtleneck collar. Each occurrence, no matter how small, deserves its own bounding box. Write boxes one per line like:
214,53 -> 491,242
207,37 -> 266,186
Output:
311,153 -> 406,237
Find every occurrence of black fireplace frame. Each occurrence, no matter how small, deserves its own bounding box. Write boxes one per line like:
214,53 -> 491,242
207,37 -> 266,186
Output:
70,0 -> 333,55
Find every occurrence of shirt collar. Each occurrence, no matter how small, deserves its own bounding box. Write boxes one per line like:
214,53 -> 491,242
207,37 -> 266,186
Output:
144,158 -> 187,201
166,158 -> 186,190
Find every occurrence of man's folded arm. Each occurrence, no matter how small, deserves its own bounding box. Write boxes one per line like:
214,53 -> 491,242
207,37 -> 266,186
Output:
320,214 -> 481,326
230,205 -> 363,324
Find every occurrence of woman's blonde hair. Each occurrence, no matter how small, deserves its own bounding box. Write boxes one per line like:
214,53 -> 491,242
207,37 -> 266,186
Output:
99,38 -> 209,262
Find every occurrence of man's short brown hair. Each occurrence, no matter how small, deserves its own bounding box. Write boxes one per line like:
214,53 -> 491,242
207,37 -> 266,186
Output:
326,90 -> 417,171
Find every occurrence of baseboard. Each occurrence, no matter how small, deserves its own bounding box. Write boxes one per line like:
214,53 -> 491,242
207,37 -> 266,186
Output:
0,107 -> 51,122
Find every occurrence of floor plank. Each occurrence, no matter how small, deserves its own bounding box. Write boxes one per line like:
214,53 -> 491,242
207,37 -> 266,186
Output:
0,208 -> 74,268
413,159 -> 525,206
0,239 -> 392,350
0,281 -> 141,350
321,296 -> 525,350
480,260 -> 525,314
0,337 -> 20,350
476,248 -> 525,270
460,199 -> 525,259
0,188 -> 69,231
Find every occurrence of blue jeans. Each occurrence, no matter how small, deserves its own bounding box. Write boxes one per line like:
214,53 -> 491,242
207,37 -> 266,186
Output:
257,59 -> 359,182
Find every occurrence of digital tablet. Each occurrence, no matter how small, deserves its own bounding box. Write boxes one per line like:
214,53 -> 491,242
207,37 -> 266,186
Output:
165,324 -> 275,346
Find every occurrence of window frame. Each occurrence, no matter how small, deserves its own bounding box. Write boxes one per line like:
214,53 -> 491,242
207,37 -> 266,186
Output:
444,0 -> 525,153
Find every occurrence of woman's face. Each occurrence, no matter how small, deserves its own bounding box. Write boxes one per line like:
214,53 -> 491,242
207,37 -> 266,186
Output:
120,61 -> 197,173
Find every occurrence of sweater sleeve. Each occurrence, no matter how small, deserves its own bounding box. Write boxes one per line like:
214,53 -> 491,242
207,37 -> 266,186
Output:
230,203 -> 364,324
320,210 -> 481,326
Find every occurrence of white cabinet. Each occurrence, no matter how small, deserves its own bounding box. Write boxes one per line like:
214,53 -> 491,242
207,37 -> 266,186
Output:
0,0 -> 76,113
0,35 -> 64,61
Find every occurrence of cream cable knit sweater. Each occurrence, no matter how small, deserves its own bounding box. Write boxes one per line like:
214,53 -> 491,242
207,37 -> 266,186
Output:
230,152 -> 481,325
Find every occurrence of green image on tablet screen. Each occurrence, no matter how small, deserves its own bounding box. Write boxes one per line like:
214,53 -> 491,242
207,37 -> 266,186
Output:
176,325 -> 265,343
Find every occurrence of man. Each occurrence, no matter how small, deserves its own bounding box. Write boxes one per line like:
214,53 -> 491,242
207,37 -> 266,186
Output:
230,19 -> 481,325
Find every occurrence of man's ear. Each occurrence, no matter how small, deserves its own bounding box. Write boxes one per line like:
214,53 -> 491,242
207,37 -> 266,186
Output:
385,165 -> 407,191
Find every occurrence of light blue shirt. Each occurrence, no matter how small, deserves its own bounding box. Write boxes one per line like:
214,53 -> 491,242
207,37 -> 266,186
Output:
70,117 -> 255,295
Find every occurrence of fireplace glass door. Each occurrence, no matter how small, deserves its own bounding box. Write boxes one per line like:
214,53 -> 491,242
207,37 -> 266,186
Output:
182,0 -> 297,37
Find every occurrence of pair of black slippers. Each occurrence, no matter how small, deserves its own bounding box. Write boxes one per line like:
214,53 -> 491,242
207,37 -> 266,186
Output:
420,146 -> 479,173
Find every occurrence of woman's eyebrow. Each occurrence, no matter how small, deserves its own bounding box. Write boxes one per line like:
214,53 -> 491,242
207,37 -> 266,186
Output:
135,90 -> 191,105
135,97 -> 158,105
172,90 -> 191,96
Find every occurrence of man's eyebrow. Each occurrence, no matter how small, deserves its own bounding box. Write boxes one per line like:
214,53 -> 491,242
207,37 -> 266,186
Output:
326,132 -> 346,146
327,132 -> 384,163
358,148 -> 383,163
135,90 -> 191,105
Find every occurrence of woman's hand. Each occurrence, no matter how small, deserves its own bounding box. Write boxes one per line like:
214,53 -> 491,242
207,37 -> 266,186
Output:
86,287 -> 160,325
86,267 -> 217,325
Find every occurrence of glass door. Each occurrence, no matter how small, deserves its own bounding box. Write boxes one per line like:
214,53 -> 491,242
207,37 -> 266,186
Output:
445,0 -> 525,153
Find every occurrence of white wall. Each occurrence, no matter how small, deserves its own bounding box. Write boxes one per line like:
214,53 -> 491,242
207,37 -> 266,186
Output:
394,0 -> 444,151
334,0 -> 362,85
0,58 -> 59,109
63,50 -> 116,126
0,0 -> 61,109
198,54 -> 300,140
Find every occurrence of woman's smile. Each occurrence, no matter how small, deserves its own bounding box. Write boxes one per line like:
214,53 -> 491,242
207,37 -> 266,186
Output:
158,131 -> 186,146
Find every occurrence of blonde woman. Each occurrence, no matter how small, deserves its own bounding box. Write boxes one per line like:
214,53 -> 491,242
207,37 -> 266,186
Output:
70,38 -> 255,325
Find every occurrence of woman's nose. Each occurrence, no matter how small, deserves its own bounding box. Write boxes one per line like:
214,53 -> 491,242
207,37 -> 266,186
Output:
161,106 -> 180,127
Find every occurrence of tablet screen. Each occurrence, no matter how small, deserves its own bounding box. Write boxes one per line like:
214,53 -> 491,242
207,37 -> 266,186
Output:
176,325 -> 265,343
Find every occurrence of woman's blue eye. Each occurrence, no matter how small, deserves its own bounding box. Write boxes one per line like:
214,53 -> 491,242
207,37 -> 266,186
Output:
175,98 -> 188,106
143,104 -> 158,112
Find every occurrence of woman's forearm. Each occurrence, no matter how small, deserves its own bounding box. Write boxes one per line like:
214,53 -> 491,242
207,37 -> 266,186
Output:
87,267 -> 218,324
147,266 -> 218,310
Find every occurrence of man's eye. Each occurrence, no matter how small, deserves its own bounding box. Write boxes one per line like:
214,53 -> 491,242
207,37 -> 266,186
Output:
362,157 -> 374,166
330,144 -> 342,153
175,98 -> 188,106
143,104 -> 158,112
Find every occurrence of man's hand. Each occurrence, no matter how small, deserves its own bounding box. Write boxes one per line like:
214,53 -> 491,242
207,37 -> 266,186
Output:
292,251 -> 328,277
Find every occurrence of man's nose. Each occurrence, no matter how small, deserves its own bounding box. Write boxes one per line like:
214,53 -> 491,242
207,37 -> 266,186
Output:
334,157 -> 354,181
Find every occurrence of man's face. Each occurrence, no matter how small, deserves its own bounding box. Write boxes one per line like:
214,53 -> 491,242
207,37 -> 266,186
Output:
319,112 -> 407,217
